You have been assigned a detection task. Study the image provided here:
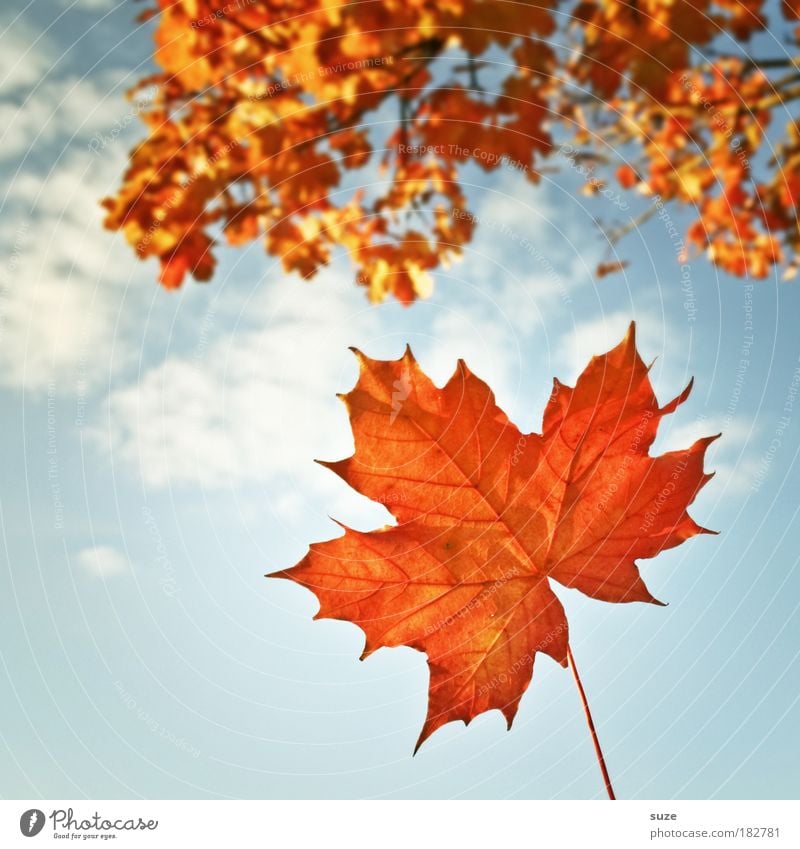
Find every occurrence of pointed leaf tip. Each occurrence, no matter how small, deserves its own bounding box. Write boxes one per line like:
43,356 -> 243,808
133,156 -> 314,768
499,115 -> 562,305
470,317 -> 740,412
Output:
328,516 -> 349,530
661,377 -> 694,414
348,346 -> 366,362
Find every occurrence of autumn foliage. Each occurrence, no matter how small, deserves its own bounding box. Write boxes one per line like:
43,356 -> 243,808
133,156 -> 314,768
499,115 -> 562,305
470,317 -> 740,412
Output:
272,325 -> 716,748
103,0 -> 800,300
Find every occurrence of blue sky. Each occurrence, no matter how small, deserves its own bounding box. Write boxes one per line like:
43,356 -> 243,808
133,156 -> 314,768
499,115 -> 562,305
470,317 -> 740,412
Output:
1,0 -> 799,800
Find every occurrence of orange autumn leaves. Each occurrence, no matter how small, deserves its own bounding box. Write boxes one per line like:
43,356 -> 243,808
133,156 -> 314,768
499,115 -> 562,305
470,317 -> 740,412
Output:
273,326 -> 717,748
104,0 -> 800,301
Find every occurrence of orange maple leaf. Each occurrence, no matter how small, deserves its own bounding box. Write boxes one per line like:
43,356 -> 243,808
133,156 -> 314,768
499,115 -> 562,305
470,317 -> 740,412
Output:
272,324 -> 718,749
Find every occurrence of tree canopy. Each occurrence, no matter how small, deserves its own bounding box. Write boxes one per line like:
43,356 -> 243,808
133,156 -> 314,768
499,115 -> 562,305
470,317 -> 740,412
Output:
103,0 -> 800,302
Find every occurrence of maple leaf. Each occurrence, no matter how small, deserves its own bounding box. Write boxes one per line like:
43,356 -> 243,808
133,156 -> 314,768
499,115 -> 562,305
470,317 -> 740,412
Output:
272,324 -> 718,749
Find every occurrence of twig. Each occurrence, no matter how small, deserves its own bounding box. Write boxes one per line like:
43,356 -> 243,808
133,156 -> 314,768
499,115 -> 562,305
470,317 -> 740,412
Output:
568,644 -> 616,800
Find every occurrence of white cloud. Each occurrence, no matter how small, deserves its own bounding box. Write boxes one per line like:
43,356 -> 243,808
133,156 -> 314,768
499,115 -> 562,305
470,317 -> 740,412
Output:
0,75 -> 116,162
465,176 -> 598,312
0,26 -> 170,395
0,25 -> 52,94
75,545 -> 129,577
713,456 -> 764,497
0,20 -> 147,161
0,148 -> 142,393
415,307 -> 524,421
655,417 -> 754,456
67,0 -> 118,9
553,309 -> 676,385
102,278 -> 382,490
100,260 -> 569,494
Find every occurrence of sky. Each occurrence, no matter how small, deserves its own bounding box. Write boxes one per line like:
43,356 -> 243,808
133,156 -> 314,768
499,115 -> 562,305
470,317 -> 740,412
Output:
1,0 -> 799,801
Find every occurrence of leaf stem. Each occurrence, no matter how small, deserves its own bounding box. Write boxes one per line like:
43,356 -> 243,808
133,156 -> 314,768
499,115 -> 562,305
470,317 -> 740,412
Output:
567,644 -> 616,800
